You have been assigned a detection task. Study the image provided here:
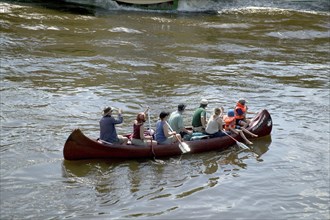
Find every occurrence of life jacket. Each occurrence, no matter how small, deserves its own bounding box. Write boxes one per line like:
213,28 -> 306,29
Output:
235,102 -> 247,120
223,115 -> 236,130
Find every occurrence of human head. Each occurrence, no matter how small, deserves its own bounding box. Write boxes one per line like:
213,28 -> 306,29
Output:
238,98 -> 247,105
102,107 -> 113,116
228,109 -> 235,117
136,112 -> 146,123
214,108 -> 221,115
159,111 -> 170,120
200,98 -> 208,108
178,104 -> 186,112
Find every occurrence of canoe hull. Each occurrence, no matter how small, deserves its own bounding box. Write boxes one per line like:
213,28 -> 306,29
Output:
63,109 -> 272,160
116,0 -> 174,4
115,0 -> 179,10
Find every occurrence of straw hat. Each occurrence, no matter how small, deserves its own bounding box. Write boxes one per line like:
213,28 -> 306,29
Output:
102,107 -> 113,116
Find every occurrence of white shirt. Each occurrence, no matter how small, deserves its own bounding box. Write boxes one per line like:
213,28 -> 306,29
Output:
205,115 -> 221,134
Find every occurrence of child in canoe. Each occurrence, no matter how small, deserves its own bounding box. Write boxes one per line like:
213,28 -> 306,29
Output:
235,98 -> 257,128
223,109 -> 258,145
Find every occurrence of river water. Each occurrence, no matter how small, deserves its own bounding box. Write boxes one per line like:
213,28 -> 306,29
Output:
0,0 -> 329,219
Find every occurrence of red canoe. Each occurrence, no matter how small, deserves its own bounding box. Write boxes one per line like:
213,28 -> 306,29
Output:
63,109 -> 272,160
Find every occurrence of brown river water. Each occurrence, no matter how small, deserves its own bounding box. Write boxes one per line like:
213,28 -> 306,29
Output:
0,1 -> 329,219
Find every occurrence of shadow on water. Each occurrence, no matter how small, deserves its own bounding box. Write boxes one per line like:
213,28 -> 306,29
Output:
59,136 -> 272,219
250,135 -> 272,159
61,135 -> 272,179
61,158 -> 147,178
2,0 -> 102,15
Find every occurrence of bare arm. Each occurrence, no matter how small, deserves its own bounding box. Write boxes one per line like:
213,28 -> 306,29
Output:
220,107 -> 224,117
201,116 -> 207,129
181,127 -> 192,134
246,106 -> 257,115
217,117 -> 224,131
144,106 -> 150,115
163,123 -> 175,137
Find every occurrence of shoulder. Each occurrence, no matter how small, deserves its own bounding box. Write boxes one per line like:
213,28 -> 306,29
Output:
170,111 -> 179,117
101,115 -> 111,120
157,120 -> 164,126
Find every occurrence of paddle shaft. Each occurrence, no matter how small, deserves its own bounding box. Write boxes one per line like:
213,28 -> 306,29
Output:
223,130 -> 238,142
223,130 -> 249,149
165,121 -> 182,144
165,121 -> 190,153
148,108 -> 151,130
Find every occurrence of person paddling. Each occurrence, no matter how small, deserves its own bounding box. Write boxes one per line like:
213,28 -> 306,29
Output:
155,111 -> 182,145
168,104 -> 193,138
131,108 -> 157,146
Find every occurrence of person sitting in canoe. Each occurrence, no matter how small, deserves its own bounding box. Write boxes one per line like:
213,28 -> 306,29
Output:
168,104 -> 193,138
155,111 -> 182,145
224,109 -> 257,145
99,107 -> 128,145
192,98 -> 208,132
131,108 -> 157,146
205,107 -> 226,138
234,98 -> 257,128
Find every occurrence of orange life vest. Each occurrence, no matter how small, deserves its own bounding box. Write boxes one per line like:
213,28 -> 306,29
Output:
235,102 -> 247,120
223,115 -> 236,130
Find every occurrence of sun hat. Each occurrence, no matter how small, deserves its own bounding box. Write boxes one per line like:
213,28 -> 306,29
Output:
228,109 -> 235,117
178,104 -> 186,111
200,99 -> 208,105
102,107 -> 113,116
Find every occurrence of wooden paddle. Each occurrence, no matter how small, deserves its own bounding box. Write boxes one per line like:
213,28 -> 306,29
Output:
146,108 -> 166,164
223,131 -> 250,150
165,121 -> 190,153
147,107 -> 151,130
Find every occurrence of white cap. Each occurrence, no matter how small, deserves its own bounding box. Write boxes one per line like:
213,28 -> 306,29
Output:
201,99 -> 208,105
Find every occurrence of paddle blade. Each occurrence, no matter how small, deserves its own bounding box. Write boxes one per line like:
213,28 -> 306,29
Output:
236,141 -> 249,150
180,142 -> 191,153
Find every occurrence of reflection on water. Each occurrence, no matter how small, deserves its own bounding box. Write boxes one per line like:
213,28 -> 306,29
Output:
61,136 -> 271,194
59,137 -> 272,218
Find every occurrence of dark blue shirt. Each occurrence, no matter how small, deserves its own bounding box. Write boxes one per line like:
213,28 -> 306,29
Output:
99,114 -> 123,143
155,120 -> 167,143
236,108 -> 244,116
